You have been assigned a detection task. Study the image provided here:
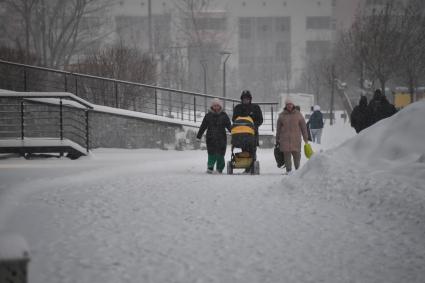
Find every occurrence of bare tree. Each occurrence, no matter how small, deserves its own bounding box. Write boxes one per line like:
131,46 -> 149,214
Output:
76,44 -> 157,110
344,0 -> 406,95
0,0 -> 114,68
173,0 -> 229,93
397,0 -> 425,102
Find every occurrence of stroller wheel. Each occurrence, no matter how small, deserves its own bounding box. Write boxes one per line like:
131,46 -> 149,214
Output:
226,161 -> 233,175
251,161 -> 260,175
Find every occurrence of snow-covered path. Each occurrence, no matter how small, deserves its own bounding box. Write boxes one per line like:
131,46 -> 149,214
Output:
1,143 -> 423,282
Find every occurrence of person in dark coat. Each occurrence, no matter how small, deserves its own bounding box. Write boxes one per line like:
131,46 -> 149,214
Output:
307,105 -> 324,144
232,90 -> 263,148
350,95 -> 369,133
367,89 -> 397,126
197,98 -> 231,174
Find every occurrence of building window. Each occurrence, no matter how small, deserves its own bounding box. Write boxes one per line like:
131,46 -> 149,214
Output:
242,1 -> 246,6
239,18 -> 251,39
332,0 -> 337,7
366,0 -> 386,5
196,18 -> 226,31
306,40 -> 331,59
275,17 -> 290,32
283,1 -> 287,6
306,16 -> 331,29
257,18 -> 272,38
276,42 -> 289,62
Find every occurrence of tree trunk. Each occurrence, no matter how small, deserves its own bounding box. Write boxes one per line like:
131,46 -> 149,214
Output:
408,79 -> 414,103
380,78 -> 386,97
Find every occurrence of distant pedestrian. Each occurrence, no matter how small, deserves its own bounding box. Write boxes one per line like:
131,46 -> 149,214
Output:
367,89 -> 397,126
276,98 -> 309,175
197,98 -> 231,174
350,95 -> 369,133
307,105 -> 324,144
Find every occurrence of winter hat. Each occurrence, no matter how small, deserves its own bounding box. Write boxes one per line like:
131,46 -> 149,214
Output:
313,105 -> 321,111
210,98 -> 223,109
373,89 -> 383,100
240,90 -> 252,100
284,97 -> 294,105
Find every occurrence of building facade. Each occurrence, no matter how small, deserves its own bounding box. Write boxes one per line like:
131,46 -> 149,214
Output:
112,0 -> 341,101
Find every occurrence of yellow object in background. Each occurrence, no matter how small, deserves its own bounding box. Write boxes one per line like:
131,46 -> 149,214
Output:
394,93 -> 411,108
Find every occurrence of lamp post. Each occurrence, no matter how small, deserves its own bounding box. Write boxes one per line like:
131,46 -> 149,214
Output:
200,59 -> 207,94
200,59 -> 208,112
220,51 -> 231,109
330,63 -> 335,126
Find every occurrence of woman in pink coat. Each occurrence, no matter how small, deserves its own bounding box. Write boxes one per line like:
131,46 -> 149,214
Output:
276,98 -> 309,175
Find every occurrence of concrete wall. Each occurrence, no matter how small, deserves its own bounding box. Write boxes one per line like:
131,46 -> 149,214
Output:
89,111 -> 184,149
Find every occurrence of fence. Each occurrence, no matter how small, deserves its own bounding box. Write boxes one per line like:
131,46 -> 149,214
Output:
0,60 -> 279,132
0,92 -> 92,153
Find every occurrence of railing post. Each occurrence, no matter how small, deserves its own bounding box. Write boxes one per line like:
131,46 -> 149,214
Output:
114,81 -> 118,108
20,99 -> 24,140
271,105 -> 274,132
181,94 -> 184,121
74,75 -> 78,96
85,110 -> 89,153
155,88 -> 158,115
23,68 -> 27,91
64,74 -> 68,92
193,96 -> 196,123
59,99 -> 63,140
204,96 -> 207,114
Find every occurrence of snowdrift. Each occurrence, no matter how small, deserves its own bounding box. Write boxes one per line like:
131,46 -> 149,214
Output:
293,100 -> 425,232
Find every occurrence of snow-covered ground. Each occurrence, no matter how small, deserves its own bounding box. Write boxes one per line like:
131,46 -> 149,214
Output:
1,103 -> 424,283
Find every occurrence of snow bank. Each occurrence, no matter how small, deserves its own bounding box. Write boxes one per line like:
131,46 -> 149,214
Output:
293,101 -> 425,235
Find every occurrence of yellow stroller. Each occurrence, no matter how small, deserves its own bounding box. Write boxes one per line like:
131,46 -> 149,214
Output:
227,116 -> 260,175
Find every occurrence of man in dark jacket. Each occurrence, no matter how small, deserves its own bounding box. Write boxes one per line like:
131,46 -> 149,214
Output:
232,90 -> 263,143
197,98 -> 231,174
307,105 -> 324,144
367,89 -> 397,126
350,95 -> 369,133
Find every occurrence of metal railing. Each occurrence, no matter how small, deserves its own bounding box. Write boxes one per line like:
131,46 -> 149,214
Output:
0,92 -> 93,152
0,60 -> 279,132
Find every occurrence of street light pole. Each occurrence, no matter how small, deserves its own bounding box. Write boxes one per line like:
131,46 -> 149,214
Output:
220,51 -> 231,109
148,0 -> 153,55
330,64 -> 335,126
200,59 -> 208,113
200,59 -> 207,94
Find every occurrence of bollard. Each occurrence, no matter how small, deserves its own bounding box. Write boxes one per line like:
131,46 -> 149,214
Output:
0,234 -> 30,283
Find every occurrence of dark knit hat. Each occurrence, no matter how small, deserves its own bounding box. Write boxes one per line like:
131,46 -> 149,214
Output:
240,90 -> 252,100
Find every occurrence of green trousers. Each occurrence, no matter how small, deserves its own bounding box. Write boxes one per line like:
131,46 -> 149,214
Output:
208,154 -> 225,172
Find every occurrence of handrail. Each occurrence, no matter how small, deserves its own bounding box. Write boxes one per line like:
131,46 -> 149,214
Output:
0,59 -> 278,104
0,92 -> 92,153
0,92 -> 93,109
0,59 -> 280,132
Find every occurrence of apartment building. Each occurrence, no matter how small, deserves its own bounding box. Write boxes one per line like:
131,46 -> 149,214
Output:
112,0 -> 339,101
